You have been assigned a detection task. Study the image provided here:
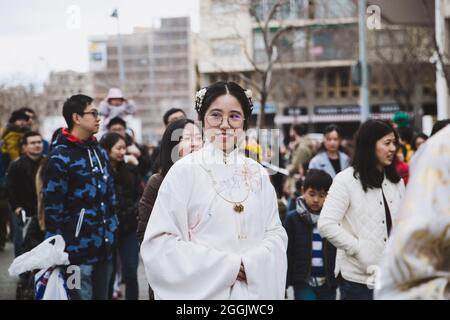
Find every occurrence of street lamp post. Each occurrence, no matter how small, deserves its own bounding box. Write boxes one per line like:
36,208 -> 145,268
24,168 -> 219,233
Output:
359,0 -> 370,122
111,8 -> 126,88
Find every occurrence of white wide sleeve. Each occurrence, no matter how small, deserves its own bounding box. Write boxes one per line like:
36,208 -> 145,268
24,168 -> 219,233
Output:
375,135 -> 450,300
318,172 -> 359,256
241,173 -> 288,300
140,163 -> 241,300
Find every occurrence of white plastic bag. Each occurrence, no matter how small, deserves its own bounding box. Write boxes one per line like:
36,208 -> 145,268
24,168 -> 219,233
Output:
8,235 -> 70,276
35,267 -> 69,300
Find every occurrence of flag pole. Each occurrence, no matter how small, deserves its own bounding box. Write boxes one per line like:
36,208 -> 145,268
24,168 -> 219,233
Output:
112,8 -> 126,88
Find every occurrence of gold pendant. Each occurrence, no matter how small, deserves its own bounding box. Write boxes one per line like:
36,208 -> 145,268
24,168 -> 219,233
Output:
234,203 -> 244,213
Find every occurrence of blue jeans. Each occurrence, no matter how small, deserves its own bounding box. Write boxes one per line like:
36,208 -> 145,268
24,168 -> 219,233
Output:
118,232 -> 140,300
339,278 -> 373,300
69,260 -> 113,300
294,283 -> 336,300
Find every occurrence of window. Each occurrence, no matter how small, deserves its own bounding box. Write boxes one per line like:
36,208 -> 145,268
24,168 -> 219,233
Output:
313,0 -> 356,19
252,0 -> 309,20
376,30 -> 407,48
311,26 -> 358,60
211,0 -> 240,14
212,39 -> 241,56
253,32 -> 266,63
292,30 -> 306,49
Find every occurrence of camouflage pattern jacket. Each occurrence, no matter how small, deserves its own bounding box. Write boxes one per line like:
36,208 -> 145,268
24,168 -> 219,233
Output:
43,128 -> 118,265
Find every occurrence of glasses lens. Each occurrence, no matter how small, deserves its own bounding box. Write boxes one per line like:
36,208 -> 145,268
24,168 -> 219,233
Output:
207,114 -> 221,126
230,115 -> 244,128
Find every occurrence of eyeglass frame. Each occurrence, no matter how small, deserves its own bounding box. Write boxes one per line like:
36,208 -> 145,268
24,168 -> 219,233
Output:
205,112 -> 246,129
81,110 -> 100,118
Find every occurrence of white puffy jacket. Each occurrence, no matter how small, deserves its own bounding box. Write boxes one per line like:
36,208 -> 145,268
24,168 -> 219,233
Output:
318,167 -> 405,286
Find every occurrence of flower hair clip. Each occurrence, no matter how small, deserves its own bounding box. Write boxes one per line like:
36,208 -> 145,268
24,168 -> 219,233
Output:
245,89 -> 254,111
195,87 -> 207,113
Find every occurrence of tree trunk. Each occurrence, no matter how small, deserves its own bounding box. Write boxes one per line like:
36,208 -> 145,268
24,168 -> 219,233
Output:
259,93 -> 267,129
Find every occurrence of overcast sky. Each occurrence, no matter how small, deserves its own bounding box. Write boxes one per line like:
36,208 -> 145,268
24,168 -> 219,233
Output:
0,0 -> 199,86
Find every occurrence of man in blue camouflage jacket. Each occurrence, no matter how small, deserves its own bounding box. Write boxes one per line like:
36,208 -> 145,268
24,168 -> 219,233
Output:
43,94 -> 118,300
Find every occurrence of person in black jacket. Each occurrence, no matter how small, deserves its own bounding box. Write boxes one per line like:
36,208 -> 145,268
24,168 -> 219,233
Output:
284,169 -> 337,300
150,108 -> 186,174
107,117 -> 152,181
101,132 -> 143,300
6,131 -> 44,257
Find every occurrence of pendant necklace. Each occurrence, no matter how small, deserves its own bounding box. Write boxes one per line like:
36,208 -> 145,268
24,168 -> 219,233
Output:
200,162 -> 250,239
202,165 -> 250,213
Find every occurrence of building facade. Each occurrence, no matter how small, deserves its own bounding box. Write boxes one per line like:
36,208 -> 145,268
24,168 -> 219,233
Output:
88,17 -> 195,144
44,70 -> 94,116
198,0 -> 437,137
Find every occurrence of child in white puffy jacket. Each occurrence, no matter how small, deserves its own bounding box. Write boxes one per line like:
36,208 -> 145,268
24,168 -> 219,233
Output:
99,88 -> 136,133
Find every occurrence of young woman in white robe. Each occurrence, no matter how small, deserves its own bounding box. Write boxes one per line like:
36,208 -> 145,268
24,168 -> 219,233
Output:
140,81 -> 288,300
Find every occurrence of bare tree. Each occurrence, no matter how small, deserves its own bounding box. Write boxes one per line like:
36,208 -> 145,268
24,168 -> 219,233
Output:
372,26 -> 434,117
371,0 -> 450,128
422,0 -> 450,95
0,82 -> 47,131
207,0 -> 357,128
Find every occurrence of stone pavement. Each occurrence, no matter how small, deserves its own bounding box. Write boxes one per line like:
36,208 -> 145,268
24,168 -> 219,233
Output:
0,241 -> 18,300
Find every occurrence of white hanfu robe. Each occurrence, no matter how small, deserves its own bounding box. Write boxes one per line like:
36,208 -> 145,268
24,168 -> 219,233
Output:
375,125 -> 450,299
140,143 -> 288,300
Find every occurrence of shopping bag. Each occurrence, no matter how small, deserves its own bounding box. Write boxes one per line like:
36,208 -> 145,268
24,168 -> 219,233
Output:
8,235 -> 70,276
9,235 -> 71,300
35,267 -> 69,300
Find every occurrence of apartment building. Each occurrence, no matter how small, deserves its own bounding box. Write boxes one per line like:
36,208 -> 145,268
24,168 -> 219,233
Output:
198,0 -> 436,137
89,17 -> 195,144
44,70 -> 94,116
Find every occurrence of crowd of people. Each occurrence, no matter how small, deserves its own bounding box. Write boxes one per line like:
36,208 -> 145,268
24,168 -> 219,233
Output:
0,82 -> 449,300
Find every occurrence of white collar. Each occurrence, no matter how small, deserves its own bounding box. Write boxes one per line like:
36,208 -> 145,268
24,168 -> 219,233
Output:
198,142 -> 244,165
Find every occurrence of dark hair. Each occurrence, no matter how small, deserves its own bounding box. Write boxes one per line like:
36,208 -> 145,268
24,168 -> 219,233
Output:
163,108 -> 186,126
50,128 -> 63,147
21,131 -> 41,146
430,119 -> 450,136
160,118 -> 196,177
62,94 -> 94,130
413,132 -> 428,150
397,126 -> 413,145
8,110 -> 30,124
352,120 -> 401,192
100,133 -> 136,188
39,128 -> 64,182
107,116 -> 127,130
99,132 -> 126,153
196,81 -> 253,130
303,169 -> 333,192
292,124 -> 308,137
295,178 -> 303,193
319,123 -> 344,153
19,107 -> 35,115
323,124 -> 342,137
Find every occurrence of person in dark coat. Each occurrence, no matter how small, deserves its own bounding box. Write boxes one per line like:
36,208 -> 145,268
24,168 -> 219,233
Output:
107,117 -> 152,180
6,131 -> 44,257
100,132 -> 143,300
149,108 -> 186,174
284,169 -> 337,300
137,118 -> 201,299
